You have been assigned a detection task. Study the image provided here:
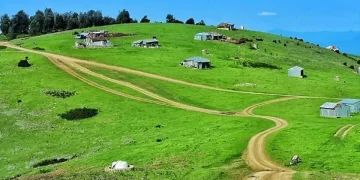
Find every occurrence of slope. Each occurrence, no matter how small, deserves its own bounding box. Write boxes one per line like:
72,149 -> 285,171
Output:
11,23 -> 360,98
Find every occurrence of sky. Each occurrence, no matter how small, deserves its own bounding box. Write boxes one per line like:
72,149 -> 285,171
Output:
1,0 -> 360,32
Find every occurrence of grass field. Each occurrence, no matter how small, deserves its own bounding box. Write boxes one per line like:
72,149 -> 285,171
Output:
12,23 -> 360,98
254,98 -> 360,178
3,23 -> 360,179
0,50 -> 273,179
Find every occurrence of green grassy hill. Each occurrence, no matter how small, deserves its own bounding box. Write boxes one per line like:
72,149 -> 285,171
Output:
12,23 -> 360,98
2,23 -> 360,179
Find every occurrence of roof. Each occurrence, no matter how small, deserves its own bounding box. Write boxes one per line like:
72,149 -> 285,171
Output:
289,66 -> 304,71
185,56 -> 210,63
320,102 -> 339,109
339,99 -> 360,104
195,32 -> 210,36
90,37 -> 108,41
218,22 -> 234,27
132,39 -> 158,44
208,32 -> 223,36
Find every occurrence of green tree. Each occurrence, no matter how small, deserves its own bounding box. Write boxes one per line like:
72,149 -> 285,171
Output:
86,10 -> 95,27
68,13 -> 79,30
140,15 -> 150,23
54,13 -> 66,30
196,20 -> 206,26
0,14 -> 11,35
185,18 -> 195,25
102,16 -> 116,25
29,10 -> 45,35
94,11 -> 103,26
116,9 -> 134,24
43,8 -> 54,32
166,14 -> 175,23
11,10 -> 30,34
78,12 -> 87,28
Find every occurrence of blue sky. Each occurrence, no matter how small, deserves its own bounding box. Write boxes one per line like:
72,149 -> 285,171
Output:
1,0 -> 360,32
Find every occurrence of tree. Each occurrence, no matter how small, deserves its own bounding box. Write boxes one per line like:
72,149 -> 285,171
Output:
43,8 -> 55,33
94,11 -> 103,26
166,14 -> 183,24
166,14 -> 175,23
0,14 -> 11,35
185,18 -> 195,25
86,10 -> 95,27
54,13 -> 66,30
196,20 -> 205,26
116,9 -> 133,24
140,15 -> 150,23
69,12 -> 79,29
11,10 -> 30,34
102,16 -> 116,25
78,12 -> 88,28
29,10 -> 45,35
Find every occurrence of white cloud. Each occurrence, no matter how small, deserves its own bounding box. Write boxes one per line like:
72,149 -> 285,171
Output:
258,12 -> 277,16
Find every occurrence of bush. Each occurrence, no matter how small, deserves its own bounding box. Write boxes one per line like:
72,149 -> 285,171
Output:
296,42 -> 300,46
242,61 -> 281,70
272,40 -> 277,43
290,37 -> 293,39
0,46 -> 6,50
357,60 -> 360,65
59,108 -> 98,121
16,34 -> 30,39
343,53 -> 348,57
349,65 -> 355,69
284,43 -> 287,47
343,62 -> 347,66
33,47 -> 45,51
46,90 -> 75,99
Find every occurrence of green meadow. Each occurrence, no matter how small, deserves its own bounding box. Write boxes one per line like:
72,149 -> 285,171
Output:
0,51 -> 272,179
12,23 -> 360,98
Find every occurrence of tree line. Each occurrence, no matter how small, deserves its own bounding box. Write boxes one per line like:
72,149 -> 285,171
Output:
0,8 -> 206,39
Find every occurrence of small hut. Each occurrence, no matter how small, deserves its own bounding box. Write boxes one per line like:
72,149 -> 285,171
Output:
194,32 -> 211,41
320,102 -> 351,118
180,56 -> 211,69
288,66 -> 304,78
132,38 -> 160,48
208,32 -> 224,40
338,99 -> 360,113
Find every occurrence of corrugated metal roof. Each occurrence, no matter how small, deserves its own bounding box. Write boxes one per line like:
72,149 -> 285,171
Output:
195,32 -> 210,36
208,32 -> 223,36
320,102 -> 339,109
186,56 -> 210,63
339,99 -> 360,104
132,39 -> 158,44
289,66 -> 304,71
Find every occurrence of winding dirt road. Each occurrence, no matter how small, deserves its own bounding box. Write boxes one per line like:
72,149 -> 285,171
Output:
1,42 -> 316,179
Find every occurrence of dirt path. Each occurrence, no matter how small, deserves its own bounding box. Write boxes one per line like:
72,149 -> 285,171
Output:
334,124 -> 352,137
0,42 -> 340,100
241,97 -> 298,180
341,125 -> 356,139
2,42 -> 304,180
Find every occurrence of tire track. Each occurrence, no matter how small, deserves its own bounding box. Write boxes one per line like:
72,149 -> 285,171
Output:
341,125 -> 356,139
334,124 -> 352,137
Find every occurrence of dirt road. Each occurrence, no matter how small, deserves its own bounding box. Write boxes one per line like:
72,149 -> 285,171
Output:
334,124 -> 356,139
2,42 -> 305,179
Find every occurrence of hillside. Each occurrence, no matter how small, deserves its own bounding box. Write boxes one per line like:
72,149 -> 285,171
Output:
2,23 -> 360,180
12,23 -> 360,98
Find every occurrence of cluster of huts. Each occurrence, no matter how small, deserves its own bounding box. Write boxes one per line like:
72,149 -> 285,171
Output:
75,30 -> 112,48
320,99 -> 360,118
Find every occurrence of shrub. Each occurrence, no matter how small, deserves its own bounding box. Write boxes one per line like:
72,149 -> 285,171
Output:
46,90 -> 75,99
32,158 -> 69,168
343,62 -> 347,66
33,47 -> 45,51
73,31 -> 79,35
284,43 -> 287,47
294,37 -> 298,40
299,39 -> 304,42
296,42 -> 300,46
242,61 -> 281,70
0,46 -> 6,50
272,40 -> 277,43
349,65 -> 355,69
278,40 -> 281,43
59,108 -> 98,121
343,53 -> 348,57
290,37 -> 293,39
357,60 -> 360,65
